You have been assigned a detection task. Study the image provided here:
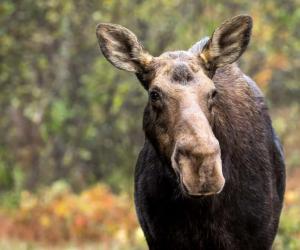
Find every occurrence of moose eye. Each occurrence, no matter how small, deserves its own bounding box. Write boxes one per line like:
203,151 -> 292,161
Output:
208,89 -> 217,111
211,89 -> 217,99
150,90 -> 160,102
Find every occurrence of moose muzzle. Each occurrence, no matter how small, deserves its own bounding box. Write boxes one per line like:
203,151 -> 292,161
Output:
171,102 -> 225,196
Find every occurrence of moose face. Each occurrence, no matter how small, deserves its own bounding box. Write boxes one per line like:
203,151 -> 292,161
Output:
96,15 -> 252,196
143,55 -> 224,196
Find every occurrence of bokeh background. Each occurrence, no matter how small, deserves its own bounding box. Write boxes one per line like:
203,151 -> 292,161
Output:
0,0 -> 299,249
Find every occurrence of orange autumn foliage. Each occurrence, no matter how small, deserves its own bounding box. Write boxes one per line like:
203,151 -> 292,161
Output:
0,183 -> 139,244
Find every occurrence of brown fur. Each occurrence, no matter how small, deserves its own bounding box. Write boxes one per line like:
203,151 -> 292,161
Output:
96,15 -> 285,249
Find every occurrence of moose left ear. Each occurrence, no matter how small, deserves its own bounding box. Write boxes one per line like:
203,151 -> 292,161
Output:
197,15 -> 252,72
96,23 -> 153,73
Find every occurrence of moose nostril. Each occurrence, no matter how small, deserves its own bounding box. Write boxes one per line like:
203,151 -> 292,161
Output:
175,147 -> 189,162
176,147 -> 188,156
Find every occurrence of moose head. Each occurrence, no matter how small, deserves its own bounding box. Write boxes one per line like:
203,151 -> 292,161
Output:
96,15 -> 252,196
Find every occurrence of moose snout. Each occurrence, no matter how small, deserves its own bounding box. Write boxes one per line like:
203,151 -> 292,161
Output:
171,144 -> 225,196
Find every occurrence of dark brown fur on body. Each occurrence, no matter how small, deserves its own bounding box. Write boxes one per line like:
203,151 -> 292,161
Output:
96,15 -> 285,250
138,64 -> 284,249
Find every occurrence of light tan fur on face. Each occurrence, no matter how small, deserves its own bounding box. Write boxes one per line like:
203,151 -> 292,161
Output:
150,54 -> 225,195
170,91 -> 225,195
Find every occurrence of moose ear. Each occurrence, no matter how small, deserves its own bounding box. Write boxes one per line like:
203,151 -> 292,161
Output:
96,23 -> 153,73
197,15 -> 252,71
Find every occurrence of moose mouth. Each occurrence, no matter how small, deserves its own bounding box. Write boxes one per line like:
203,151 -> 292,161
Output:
179,177 -> 224,197
178,173 -> 225,197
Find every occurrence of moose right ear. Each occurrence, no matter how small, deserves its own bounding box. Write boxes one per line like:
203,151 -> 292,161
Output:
96,23 -> 153,73
191,15 -> 252,75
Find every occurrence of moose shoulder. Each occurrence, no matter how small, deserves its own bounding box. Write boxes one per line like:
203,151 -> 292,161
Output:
96,15 -> 285,250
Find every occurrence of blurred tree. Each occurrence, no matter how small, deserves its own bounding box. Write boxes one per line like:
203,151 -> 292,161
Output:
0,0 -> 299,192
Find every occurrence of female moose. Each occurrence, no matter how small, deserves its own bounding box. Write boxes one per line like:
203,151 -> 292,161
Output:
96,15 -> 285,250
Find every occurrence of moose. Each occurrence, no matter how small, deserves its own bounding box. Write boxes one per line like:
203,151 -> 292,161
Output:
96,15 -> 285,250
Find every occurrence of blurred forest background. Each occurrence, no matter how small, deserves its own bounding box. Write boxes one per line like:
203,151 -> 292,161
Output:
0,0 -> 299,249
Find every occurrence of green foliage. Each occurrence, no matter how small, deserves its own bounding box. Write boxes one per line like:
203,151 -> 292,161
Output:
0,191 -> 20,209
274,188 -> 300,250
0,162 -> 13,189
